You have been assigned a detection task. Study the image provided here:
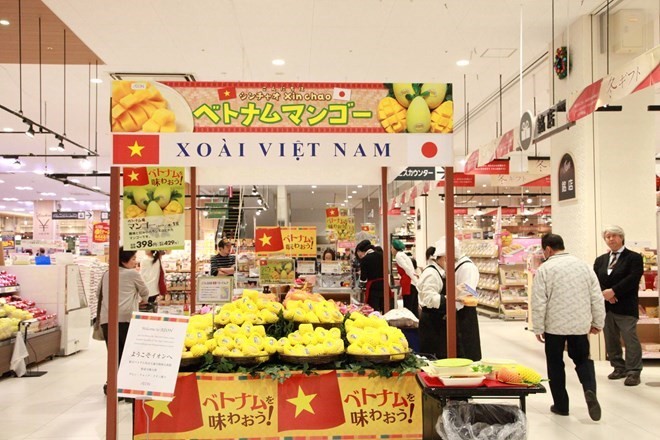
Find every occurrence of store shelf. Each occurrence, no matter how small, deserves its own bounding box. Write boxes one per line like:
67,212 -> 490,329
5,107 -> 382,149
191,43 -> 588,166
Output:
638,318 -> 659,325
477,302 -> 500,309
476,307 -> 500,318
500,296 -> 528,304
642,351 -> 660,359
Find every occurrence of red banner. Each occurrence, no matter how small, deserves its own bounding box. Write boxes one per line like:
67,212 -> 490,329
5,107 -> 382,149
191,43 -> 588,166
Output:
255,226 -> 285,253
466,159 -> 509,175
523,175 -> 551,187
568,79 -> 603,122
437,173 -> 475,187
454,208 -> 468,215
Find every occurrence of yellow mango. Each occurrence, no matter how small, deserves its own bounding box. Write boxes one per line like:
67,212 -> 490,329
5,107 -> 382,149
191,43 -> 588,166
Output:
430,100 -> 453,133
406,96 -> 431,133
377,97 -> 406,134
393,83 -> 414,108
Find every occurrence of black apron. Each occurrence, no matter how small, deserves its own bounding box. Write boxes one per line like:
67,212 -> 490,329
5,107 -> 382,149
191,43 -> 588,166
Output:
455,259 -> 482,361
419,266 -> 447,359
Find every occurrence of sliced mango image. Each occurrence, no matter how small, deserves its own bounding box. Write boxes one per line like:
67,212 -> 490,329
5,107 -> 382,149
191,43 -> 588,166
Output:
110,81 -> 176,132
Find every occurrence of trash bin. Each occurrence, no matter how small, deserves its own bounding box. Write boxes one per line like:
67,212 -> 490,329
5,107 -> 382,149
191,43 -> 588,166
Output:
436,402 -> 526,440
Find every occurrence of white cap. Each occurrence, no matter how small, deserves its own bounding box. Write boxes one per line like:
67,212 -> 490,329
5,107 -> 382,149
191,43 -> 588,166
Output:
433,237 -> 446,257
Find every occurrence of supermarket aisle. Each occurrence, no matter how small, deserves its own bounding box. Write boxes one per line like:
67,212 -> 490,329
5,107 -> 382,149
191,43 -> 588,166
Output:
0,319 -> 658,440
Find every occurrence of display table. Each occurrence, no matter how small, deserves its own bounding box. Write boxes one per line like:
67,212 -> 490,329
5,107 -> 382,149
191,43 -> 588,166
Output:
417,372 -> 546,440
0,328 -> 61,375
133,370 -> 422,439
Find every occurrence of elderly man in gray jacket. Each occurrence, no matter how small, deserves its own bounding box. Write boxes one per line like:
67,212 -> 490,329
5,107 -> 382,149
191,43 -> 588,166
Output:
532,233 -> 606,421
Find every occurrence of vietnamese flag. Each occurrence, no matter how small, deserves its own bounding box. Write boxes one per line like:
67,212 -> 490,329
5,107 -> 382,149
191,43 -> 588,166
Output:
325,207 -> 339,218
134,373 -> 203,435
122,167 -> 149,187
113,134 -> 160,165
255,226 -> 284,253
278,371 -> 345,432
218,86 -> 237,100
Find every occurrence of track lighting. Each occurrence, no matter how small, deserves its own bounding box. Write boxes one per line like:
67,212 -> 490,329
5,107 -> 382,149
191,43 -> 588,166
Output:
257,198 -> 263,205
11,159 -> 22,169
252,185 -> 258,195
79,157 -> 92,170
25,123 -> 35,138
256,209 -> 261,216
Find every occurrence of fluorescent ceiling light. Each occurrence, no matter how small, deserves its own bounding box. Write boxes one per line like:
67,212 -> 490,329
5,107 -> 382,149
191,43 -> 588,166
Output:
90,78 -> 103,84
456,59 -> 470,66
2,127 -> 14,132
272,59 -> 285,66
0,19 -> 9,26
311,185 -> 317,188
357,185 -> 363,188
351,190 -> 357,194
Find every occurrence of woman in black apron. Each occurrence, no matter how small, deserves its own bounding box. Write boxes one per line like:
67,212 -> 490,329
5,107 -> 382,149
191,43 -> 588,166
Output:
417,239 -> 448,359
356,239 -> 385,312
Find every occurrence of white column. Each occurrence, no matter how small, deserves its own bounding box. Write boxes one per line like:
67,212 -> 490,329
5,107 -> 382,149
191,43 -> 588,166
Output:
32,200 -> 59,241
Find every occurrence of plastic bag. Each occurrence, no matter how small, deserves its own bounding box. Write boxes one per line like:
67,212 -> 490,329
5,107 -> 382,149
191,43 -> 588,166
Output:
436,402 -> 526,440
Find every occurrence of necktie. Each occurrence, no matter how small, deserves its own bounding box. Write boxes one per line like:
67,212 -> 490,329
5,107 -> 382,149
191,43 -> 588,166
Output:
608,252 -> 619,270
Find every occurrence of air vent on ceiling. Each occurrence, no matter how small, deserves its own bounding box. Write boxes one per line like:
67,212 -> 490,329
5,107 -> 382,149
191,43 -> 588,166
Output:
109,73 -> 196,82
480,48 -> 517,58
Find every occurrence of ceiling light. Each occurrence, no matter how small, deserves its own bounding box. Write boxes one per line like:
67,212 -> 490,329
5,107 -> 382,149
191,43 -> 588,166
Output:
61,197 -> 75,201
348,195 -> 353,199
491,198 -> 496,202
2,198 -> 17,201
341,203 -> 345,206
0,179 -> 4,183
541,198 -> 546,202
256,210 -> 261,216
252,185 -> 258,195
526,198 -> 532,203
70,179 -> 81,183
482,184 -> 487,187
257,198 -> 263,205
357,185 -> 363,188
90,78 -> 103,84
219,187 -> 225,192
25,124 -> 35,138
79,158 -> 92,170
507,194 -> 511,198
272,59 -> 285,66
0,19 -> 9,26
525,189 -> 529,193
40,192 -> 56,196
2,127 -> 14,132
344,199 -> 348,203
351,190 -> 357,194
311,185 -> 317,189
15,186 -> 33,190
467,190 -> 471,193
311,190 -> 315,194
203,211 -> 208,217
12,208 -> 25,212
0,205 -> 5,209
11,159 -> 22,169
456,59 -> 470,66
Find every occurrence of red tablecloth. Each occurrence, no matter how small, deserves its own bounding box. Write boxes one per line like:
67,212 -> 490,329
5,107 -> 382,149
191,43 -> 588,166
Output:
419,372 -> 533,389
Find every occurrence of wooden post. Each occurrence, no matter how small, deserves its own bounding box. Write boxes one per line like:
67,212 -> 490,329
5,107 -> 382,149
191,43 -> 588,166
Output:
381,167 -> 390,313
190,167 -> 197,314
444,166 -> 457,358
106,166 -> 120,440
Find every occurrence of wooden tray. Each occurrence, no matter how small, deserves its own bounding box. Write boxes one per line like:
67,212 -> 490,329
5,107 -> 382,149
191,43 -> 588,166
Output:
347,351 -> 411,364
179,356 -> 204,368
278,353 -> 343,365
214,354 -> 271,365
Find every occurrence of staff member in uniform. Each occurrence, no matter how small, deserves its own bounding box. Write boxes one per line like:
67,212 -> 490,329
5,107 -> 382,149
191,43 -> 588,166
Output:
391,239 -> 419,317
356,239 -> 385,312
211,239 -> 236,276
418,238 -> 448,359
455,240 -> 482,361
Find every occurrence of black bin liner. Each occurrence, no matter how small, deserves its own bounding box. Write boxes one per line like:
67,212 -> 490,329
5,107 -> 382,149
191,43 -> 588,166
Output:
436,402 -> 526,440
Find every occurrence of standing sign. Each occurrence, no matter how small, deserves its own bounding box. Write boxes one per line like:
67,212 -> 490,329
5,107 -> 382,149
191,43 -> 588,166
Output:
558,153 -> 576,201
122,167 -> 186,250
117,313 -> 189,401
196,276 -> 233,304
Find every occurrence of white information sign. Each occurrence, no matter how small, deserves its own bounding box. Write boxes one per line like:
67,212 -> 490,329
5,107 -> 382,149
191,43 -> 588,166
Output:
296,261 -> 317,274
321,261 -> 342,275
117,312 -> 189,401
197,276 -> 233,304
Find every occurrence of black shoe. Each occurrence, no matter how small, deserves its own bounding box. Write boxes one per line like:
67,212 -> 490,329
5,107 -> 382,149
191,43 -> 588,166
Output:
608,369 -> 626,380
550,405 -> 569,416
624,372 -> 641,386
584,390 -> 601,421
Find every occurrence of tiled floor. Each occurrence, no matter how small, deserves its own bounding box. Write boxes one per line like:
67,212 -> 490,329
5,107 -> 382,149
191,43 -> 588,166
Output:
1,318 -> 658,439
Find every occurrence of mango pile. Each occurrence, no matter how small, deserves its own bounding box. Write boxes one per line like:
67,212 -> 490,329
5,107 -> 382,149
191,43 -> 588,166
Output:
378,83 -> 453,134
282,298 -> 344,324
212,323 -> 277,359
112,81 -> 176,132
345,312 -> 409,359
214,289 -> 282,326
181,313 -> 214,359
277,323 -> 344,357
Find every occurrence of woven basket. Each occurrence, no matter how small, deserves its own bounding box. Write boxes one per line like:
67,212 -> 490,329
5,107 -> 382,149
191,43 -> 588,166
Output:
278,353 -> 343,365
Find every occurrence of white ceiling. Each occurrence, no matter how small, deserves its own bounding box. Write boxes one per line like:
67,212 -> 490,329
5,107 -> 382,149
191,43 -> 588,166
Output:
0,0 -> 628,217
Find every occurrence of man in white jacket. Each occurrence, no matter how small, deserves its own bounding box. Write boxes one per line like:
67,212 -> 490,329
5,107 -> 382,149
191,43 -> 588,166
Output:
532,233 -> 606,421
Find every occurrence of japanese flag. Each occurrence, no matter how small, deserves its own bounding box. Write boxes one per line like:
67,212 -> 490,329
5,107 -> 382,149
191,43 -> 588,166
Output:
332,87 -> 352,101
406,134 -> 453,166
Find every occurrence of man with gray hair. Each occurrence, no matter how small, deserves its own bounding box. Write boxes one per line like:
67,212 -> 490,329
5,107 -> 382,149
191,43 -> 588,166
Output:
593,225 -> 644,386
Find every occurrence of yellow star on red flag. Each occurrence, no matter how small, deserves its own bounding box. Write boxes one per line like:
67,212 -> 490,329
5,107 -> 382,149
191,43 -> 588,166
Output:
128,170 -> 140,181
259,233 -> 272,247
286,386 -> 316,417
145,398 -> 174,420
128,140 -> 145,157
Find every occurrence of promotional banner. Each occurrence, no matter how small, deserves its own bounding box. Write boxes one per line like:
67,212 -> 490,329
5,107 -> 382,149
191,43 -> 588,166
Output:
92,222 -> 110,243
122,167 -> 186,250
281,226 -> 317,257
255,226 -> 285,255
464,129 -> 515,174
111,81 -> 455,172
133,371 -> 422,439
326,207 -> 355,241
259,258 -> 295,284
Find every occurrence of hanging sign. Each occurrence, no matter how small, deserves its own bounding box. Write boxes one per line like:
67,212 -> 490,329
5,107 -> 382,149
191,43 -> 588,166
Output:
437,172 -> 475,187
454,208 -> 468,215
259,258 -> 295,284
92,222 -> 110,243
325,207 -> 355,241
206,202 -> 229,219
395,166 -> 436,181
281,226 -> 317,257
466,159 -> 510,175
122,166 -> 186,251
558,153 -> 576,201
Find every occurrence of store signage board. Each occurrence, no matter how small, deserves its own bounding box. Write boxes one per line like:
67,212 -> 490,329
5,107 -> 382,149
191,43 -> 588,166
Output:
117,313 -> 189,401
558,153 -> 576,201
281,226 -> 317,257
197,276 -> 233,304
395,166 -> 435,181
518,110 -> 535,151
321,261 -> 342,275
296,261 -> 316,274
110,82 -> 455,177
92,222 -> 110,243
122,166 -> 186,251
466,159 -> 510,175
100,211 -> 110,221
259,258 -> 295,284
437,172 -> 475,187
52,211 -> 85,220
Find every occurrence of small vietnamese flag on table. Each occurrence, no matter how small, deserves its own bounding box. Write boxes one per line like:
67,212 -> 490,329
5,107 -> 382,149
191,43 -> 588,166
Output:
113,134 -> 160,165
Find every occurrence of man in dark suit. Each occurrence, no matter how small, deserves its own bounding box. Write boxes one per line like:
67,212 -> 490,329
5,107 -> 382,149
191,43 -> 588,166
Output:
593,225 -> 644,386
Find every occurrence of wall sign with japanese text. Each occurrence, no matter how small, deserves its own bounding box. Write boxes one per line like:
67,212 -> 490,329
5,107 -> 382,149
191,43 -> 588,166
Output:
558,153 -> 576,201
133,371 -> 422,439
197,276 -> 233,304
122,166 -> 186,250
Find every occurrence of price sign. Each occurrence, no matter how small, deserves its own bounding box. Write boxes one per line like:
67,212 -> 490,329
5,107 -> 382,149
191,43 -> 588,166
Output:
196,276 -> 233,304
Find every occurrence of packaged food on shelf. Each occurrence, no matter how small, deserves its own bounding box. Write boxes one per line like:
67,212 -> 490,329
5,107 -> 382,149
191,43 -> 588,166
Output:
0,271 -> 18,287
